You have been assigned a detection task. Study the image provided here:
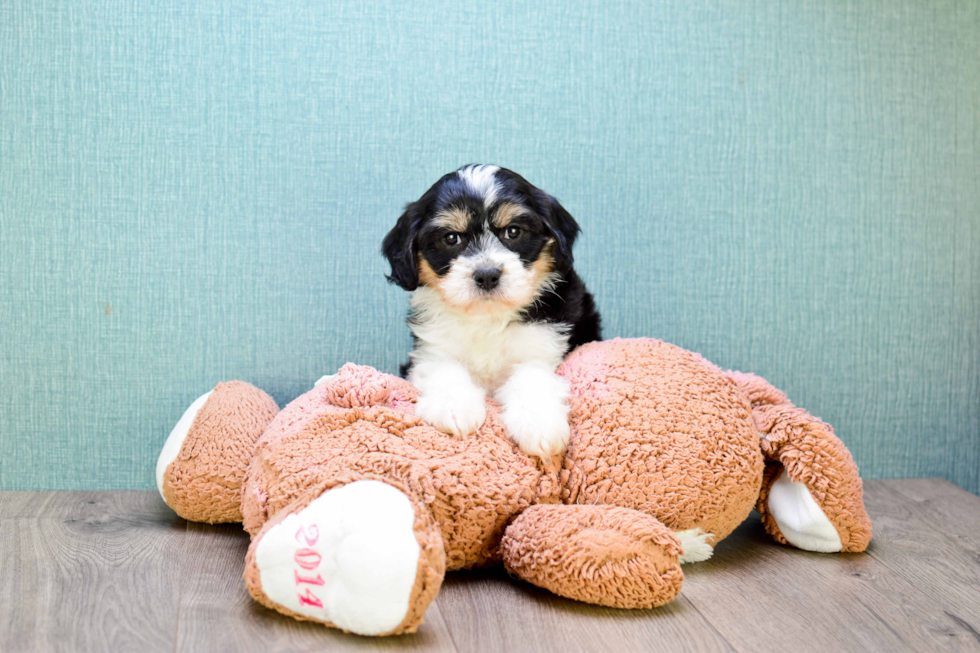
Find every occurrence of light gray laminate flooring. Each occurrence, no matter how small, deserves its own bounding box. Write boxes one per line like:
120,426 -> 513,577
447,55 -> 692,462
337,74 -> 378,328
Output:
2,479 -> 979,652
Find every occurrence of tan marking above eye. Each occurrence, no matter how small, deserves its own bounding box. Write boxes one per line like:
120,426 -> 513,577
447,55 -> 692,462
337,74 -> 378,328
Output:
432,207 -> 471,232
490,202 -> 527,228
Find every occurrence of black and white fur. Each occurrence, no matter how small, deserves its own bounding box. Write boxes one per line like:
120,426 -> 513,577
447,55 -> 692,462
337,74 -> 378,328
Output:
382,164 -> 601,459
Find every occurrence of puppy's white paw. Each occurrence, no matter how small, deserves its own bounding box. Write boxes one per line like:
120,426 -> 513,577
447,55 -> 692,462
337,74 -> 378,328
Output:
497,365 -> 571,460
416,385 -> 487,436
501,398 -> 570,460
676,528 -> 715,563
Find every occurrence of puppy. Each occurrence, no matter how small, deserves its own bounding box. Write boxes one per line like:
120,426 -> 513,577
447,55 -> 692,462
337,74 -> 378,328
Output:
382,164 -> 601,459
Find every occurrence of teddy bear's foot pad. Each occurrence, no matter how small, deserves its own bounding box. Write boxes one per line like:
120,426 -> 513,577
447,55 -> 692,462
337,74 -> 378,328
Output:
253,480 -> 421,636
767,469 -> 843,552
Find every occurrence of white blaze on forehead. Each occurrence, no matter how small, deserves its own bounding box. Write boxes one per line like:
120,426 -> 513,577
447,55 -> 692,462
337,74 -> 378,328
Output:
457,165 -> 501,208
474,231 -> 509,258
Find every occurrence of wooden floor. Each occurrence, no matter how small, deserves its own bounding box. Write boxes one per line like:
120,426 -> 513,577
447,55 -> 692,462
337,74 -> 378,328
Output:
2,479 -> 979,652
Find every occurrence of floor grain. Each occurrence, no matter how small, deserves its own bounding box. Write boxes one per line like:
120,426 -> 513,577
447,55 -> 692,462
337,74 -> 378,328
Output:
0,492 -> 183,653
1,480 -> 979,653
437,569 -> 734,653
869,479 -> 980,646
680,510 -> 980,653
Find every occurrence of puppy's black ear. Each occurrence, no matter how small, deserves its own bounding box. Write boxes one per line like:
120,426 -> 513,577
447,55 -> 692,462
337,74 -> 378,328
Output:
541,193 -> 580,271
382,202 -> 423,291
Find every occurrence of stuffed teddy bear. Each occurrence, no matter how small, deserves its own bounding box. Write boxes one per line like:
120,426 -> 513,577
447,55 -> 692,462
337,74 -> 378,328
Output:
156,338 -> 871,637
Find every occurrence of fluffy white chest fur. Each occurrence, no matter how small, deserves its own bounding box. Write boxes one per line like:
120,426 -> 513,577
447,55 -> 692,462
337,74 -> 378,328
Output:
406,287 -> 572,459
407,287 -> 568,391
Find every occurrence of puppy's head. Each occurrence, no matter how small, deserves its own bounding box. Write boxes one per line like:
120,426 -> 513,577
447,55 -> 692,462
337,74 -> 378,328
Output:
382,164 -> 580,314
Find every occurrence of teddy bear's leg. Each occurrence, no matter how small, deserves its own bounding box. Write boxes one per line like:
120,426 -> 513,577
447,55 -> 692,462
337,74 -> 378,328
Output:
726,371 -> 872,553
157,381 -> 278,523
499,504 -> 684,609
243,479 -> 446,637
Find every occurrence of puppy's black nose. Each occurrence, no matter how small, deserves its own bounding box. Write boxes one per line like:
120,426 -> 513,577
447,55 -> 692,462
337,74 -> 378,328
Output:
473,267 -> 502,291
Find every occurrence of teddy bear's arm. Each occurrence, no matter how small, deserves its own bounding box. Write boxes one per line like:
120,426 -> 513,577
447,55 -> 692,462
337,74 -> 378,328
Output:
499,504 -> 684,609
726,371 -> 873,553
157,381 -> 279,524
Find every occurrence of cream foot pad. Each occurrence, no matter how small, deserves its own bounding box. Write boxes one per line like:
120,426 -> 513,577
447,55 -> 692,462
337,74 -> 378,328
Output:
254,480 -> 421,636
767,468 -> 843,552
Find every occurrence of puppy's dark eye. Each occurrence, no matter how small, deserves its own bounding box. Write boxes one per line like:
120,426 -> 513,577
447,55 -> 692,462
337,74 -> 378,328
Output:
503,225 -> 521,240
444,233 -> 461,246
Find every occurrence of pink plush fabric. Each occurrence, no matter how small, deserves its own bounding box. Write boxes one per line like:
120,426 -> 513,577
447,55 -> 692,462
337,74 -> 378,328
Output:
160,338 -> 872,636
559,339 -> 763,544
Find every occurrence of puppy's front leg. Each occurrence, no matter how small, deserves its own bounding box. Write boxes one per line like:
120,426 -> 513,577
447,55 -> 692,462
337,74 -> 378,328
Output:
410,359 -> 487,436
496,363 -> 571,460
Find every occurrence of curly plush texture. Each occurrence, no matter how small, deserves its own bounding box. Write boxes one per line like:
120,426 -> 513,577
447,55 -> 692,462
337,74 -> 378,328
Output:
158,338 -> 872,636
162,381 -> 278,523
501,504 -> 684,608
241,363 -> 562,570
729,372 -> 873,552
559,339 -> 764,545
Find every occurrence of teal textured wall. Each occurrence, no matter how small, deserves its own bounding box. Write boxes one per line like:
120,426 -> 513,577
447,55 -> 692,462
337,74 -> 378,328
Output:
1,0 -> 978,493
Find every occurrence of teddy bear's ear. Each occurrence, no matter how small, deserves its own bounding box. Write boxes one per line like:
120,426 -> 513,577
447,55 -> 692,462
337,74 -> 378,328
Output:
320,363 -> 419,411
158,381 -> 278,524
382,200 -> 425,291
